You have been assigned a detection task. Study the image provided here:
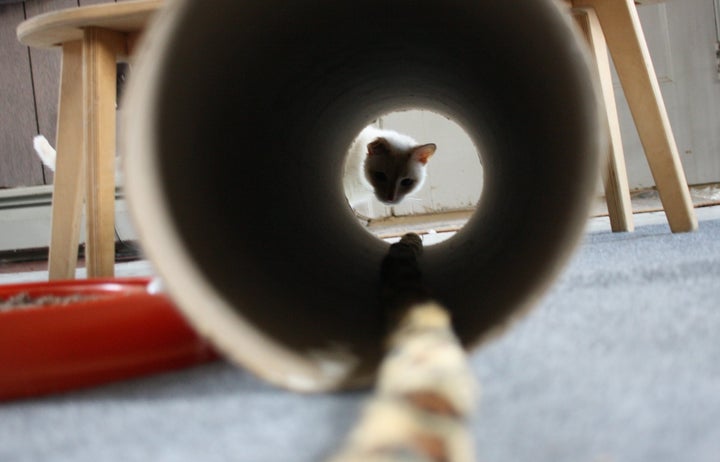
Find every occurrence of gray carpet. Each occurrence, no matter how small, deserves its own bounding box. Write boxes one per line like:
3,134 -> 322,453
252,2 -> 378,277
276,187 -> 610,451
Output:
2,216 -> 719,462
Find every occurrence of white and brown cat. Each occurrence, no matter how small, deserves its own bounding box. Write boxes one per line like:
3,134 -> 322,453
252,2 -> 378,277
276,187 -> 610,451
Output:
343,127 -> 436,209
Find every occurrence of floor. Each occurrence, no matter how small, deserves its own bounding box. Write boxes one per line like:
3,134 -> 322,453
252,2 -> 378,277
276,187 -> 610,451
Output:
2,204 -> 719,462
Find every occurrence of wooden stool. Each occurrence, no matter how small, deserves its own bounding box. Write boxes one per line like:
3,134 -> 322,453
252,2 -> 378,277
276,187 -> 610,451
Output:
17,0 -> 162,280
568,0 -> 698,233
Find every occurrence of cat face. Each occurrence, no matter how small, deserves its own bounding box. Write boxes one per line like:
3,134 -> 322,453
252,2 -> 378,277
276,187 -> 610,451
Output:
363,137 -> 436,205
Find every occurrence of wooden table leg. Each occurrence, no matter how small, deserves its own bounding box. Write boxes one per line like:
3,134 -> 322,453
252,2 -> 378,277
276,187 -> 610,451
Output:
574,0 -> 697,233
48,40 -> 85,281
82,28 -> 125,277
573,8 -> 634,232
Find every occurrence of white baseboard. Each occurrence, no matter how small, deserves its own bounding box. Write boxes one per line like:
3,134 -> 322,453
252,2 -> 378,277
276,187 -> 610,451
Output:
0,186 -> 138,252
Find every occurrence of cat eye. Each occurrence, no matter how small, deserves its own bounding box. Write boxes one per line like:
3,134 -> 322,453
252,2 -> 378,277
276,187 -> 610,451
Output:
372,172 -> 388,183
400,178 -> 415,188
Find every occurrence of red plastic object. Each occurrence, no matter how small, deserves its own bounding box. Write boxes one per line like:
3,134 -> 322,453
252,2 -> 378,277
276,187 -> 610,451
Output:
0,277 -> 218,401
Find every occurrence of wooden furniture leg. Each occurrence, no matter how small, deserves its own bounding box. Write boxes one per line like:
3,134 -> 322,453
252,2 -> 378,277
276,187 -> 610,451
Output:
574,0 -> 698,233
48,40 -> 85,281
19,2 -> 161,280
83,28 -> 125,278
573,8 -> 634,232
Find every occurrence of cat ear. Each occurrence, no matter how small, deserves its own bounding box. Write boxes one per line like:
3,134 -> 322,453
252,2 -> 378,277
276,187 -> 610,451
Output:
412,143 -> 437,165
367,138 -> 391,157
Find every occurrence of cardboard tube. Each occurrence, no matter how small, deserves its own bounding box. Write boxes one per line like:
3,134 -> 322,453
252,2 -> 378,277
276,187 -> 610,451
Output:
124,0 -> 603,392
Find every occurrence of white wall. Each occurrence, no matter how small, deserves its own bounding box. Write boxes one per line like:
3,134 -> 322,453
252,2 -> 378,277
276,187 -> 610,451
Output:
618,0 -> 720,189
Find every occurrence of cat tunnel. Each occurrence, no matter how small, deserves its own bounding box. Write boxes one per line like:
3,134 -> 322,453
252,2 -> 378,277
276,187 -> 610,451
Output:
124,0 -> 603,392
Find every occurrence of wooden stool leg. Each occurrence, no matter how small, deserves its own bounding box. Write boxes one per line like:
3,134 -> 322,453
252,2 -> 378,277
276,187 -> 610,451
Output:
573,8 -> 634,232
575,0 -> 697,233
82,28 -> 124,277
48,41 -> 85,281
